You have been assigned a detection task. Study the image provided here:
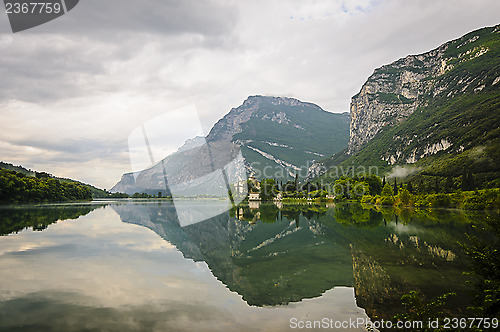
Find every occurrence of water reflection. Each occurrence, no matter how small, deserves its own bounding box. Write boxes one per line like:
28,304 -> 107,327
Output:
1,200 -> 495,327
112,201 -> 354,306
112,201 -> 494,320
0,203 -> 369,331
319,203 -> 491,319
0,204 -> 101,236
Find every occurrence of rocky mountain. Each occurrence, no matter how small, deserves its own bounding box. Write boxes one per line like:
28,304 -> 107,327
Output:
349,24 -> 500,155
348,44 -> 448,153
211,96 -> 349,176
315,24 -> 500,187
112,96 -> 349,195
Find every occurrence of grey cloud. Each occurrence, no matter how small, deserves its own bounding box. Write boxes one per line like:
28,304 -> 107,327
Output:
0,0 -> 240,103
10,137 -> 128,159
32,0 -> 239,38
0,38 -> 107,102
0,1 -> 240,103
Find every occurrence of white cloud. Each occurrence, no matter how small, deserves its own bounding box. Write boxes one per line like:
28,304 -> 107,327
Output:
387,165 -> 422,179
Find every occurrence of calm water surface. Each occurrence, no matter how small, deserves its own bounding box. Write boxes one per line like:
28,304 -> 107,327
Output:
0,201 -> 492,331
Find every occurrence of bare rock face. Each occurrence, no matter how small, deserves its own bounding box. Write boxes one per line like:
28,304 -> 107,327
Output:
348,24 -> 499,158
206,95 -> 315,143
348,44 -> 449,154
205,97 -> 257,142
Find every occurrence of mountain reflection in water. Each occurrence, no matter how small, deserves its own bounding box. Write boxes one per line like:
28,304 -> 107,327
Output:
112,200 -> 492,320
0,202 -> 369,331
0,200 -> 493,329
112,201 -> 354,307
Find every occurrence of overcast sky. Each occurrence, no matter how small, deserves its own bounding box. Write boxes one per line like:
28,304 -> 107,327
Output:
1,0 -> 499,189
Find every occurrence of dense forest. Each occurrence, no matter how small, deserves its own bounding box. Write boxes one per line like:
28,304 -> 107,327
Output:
0,168 -> 92,203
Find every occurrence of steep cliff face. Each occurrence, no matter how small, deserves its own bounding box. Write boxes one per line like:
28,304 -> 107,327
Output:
207,96 -> 305,142
348,44 -> 448,153
312,24 -> 500,187
348,24 -> 500,155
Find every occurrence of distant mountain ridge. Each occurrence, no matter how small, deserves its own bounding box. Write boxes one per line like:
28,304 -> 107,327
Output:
314,24 -> 500,188
112,96 -> 349,195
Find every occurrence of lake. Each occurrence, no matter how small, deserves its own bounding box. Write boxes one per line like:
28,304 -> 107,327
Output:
0,200 -> 494,331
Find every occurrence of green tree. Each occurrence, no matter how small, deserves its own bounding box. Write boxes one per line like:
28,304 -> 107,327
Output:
334,177 -> 352,199
366,175 -> 383,195
382,183 -> 394,196
434,177 -> 440,193
397,187 -> 412,206
444,177 -> 453,193
393,178 -> 398,195
394,291 -> 455,332
0,169 -> 92,203
352,181 -> 370,199
247,179 -> 259,193
418,179 -> 425,194
260,179 -> 277,201
463,217 -> 500,316
462,169 -> 476,191
407,181 -> 414,194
